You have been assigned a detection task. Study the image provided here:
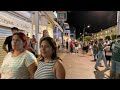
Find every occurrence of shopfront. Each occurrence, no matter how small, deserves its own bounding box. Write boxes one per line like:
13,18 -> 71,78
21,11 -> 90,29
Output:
0,11 -> 32,66
53,21 -> 63,42
53,26 -> 59,40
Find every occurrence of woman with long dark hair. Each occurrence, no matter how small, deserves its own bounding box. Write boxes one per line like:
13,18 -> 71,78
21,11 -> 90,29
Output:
34,37 -> 65,79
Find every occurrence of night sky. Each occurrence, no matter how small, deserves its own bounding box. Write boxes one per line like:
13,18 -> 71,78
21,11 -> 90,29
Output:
66,11 -> 117,39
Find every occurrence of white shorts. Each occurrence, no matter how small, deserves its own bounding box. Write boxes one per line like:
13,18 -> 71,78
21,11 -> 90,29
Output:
75,47 -> 78,50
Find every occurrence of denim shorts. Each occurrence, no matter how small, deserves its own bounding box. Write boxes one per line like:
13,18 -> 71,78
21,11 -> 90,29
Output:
111,60 -> 120,74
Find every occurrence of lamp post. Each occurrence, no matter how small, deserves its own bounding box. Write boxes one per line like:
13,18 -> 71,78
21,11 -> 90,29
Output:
83,25 -> 90,43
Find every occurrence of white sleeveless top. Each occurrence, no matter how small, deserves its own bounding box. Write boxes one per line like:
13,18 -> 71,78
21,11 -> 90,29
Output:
0,50 -> 37,79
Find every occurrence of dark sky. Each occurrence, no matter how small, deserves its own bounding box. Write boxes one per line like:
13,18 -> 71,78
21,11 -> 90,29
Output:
66,11 -> 117,39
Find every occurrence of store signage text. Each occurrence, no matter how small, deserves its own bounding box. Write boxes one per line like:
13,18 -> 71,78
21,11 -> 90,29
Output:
0,15 -> 31,31
0,17 -> 14,25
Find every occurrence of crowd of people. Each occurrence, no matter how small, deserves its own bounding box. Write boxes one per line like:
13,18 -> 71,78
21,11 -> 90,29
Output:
0,27 -> 66,79
1,26 -> 120,79
88,36 -> 120,79
62,35 -> 120,79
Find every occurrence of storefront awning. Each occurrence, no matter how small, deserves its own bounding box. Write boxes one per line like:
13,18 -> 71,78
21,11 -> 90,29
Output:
53,21 -> 63,32
44,12 -> 63,32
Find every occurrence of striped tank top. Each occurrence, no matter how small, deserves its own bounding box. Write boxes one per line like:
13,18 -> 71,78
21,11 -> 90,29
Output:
34,60 -> 56,79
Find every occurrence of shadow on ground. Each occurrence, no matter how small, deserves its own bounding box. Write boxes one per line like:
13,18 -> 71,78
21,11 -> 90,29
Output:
77,55 -> 86,57
90,60 -> 96,62
94,69 -> 110,79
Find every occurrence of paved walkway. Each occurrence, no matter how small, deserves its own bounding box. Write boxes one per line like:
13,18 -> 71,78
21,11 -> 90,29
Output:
58,49 -> 110,79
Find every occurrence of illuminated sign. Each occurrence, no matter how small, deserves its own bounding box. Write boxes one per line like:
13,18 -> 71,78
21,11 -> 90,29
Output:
57,11 -> 67,22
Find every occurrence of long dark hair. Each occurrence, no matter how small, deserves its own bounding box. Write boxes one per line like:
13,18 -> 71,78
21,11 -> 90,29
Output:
39,37 -> 62,61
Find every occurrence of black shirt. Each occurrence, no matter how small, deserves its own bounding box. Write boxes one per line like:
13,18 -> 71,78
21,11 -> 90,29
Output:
4,36 -> 12,52
75,42 -> 79,47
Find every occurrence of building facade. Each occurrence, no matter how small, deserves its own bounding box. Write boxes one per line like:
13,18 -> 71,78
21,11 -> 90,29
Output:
63,23 -> 70,42
93,25 -> 118,40
0,11 -> 63,66
0,11 -> 32,66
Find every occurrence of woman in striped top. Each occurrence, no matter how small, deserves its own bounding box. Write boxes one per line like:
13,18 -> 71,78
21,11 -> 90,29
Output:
34,37 -> 66,79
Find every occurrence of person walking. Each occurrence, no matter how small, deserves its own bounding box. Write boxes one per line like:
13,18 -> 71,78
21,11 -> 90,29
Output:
74,41 -> 79,53
104,44 -> 112,66
94,39 -> 109,70
70,39 -> 74,53
110,35 -> 120,79
93,41 -> 98,61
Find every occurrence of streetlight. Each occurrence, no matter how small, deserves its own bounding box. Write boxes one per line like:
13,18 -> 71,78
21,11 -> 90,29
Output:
83,25 -> 90,43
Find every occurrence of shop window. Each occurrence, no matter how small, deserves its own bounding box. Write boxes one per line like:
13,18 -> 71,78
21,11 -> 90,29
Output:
70,35 -> 73,37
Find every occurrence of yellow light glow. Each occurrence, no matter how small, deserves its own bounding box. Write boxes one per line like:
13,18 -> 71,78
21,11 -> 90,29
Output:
33,25 -> 35,30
